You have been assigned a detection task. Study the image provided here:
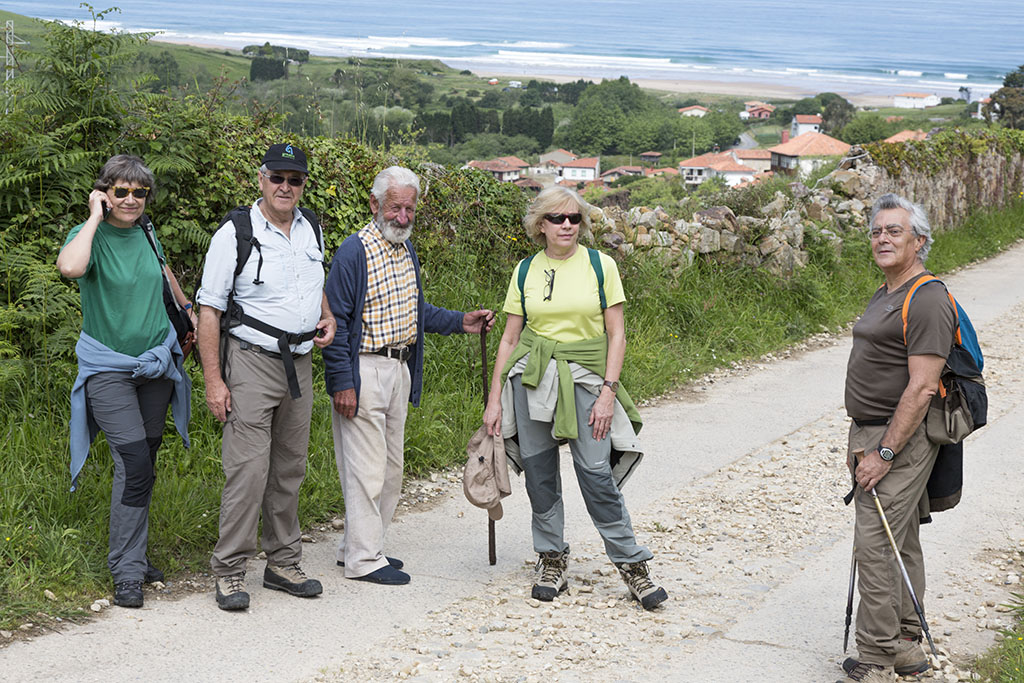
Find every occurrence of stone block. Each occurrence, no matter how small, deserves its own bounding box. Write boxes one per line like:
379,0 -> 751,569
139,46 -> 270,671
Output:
650,230 -> 673,247
601,232 -> 625,249
830,169 -> 861,197
693,206 -> 739,232
696,227 -> 721,253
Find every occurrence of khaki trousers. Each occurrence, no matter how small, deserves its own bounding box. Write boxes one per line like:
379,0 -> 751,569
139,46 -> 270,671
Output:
210,338 -> 313,576
847,420 -> 938,666
332,353 -> 410,578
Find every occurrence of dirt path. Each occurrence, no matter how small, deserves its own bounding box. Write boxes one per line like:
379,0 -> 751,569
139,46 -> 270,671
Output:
3,244 -> 1023,683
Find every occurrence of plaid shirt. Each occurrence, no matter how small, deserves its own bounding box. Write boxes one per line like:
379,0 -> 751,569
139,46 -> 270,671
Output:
358,223 -> 418,352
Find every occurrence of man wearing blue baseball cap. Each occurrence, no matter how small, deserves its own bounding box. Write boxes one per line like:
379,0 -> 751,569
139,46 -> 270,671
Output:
197,143 -> 337,611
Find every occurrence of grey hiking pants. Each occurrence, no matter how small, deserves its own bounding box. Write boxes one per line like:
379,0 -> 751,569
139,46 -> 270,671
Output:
511,376 -> 652,564
85,371 -> 173,582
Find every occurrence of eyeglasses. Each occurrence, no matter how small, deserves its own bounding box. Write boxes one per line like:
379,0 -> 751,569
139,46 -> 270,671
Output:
111,186 -> 150,199
869,225 -> 907,239
543,269 -> 555,301
261,170 -> 307,187
543,213 -> 583,225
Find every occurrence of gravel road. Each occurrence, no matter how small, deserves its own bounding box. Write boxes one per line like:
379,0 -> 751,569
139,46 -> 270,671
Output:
3,243 -> 1023,683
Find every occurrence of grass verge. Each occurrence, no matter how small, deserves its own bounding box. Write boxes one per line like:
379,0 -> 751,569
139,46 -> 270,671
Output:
974,593 -> 1024,682
1,199 -> 1023,632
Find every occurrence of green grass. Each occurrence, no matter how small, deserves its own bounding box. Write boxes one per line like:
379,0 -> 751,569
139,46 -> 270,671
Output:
4,199 -> 1022,629
973,593 -> 1024,682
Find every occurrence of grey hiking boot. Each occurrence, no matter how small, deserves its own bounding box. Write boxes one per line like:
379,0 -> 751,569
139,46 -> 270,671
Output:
215,572 -> 249,611
842,635 -> 929,676
836,662 -> 895,683
532,549 -> 569,601
263,563 -> 323,597
616,560 -> 668,610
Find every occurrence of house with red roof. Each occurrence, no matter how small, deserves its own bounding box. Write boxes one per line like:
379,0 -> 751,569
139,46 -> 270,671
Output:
560,156 -> 601,182
893,92 -> 940,109
678,105 -> 709,118
791,114 -> 823,137
646,167 -> 680,178
539,149 -> 578,165
678,151 -> 756,187
767,131 -> 850,176
465,156 -> 529,182
638,151 -> 662,165
601,166 -> 644,183
730,149 -> 772,174
883,129 -> 928,143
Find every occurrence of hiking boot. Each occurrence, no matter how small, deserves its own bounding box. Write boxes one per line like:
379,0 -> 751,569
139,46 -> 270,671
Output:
843,636 -> 929,676
263,564 -> 323,597
836,662 -> 895,683
616,560 -> 668,610
532,549 -> 569,601
113,580 -> 144,608
144,560 -> 164,584
215,572 -> 249,611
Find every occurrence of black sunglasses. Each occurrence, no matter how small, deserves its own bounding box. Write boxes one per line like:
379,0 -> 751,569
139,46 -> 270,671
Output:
262,170 -> 306,187
543,213 -> 583,225
112,186 -> 150,199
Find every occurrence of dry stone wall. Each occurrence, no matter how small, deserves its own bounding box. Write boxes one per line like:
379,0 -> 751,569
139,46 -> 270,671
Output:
586,142 -> 1023,277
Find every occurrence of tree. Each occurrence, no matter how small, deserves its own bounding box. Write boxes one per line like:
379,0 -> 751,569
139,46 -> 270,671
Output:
822,97 -> 855,133
250,56 -> 286,82
989,65 -> 1024,128
1003,65 -> 1024,89
839,114 -> 891,144
137,50 -> 182,92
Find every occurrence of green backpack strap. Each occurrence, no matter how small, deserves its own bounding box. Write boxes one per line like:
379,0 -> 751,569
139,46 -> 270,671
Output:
517,254 -> 535,323
587,247 -> 606,310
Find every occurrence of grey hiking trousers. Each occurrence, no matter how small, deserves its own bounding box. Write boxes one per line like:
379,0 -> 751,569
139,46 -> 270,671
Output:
85,371 -> 173,582
511,375 -> 652,564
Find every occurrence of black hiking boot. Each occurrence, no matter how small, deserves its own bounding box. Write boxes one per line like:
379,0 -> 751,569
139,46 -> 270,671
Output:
113,580 -> 144,608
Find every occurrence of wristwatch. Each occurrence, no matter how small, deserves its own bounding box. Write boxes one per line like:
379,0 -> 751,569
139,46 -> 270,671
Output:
603,380 -> 619,392
878,445 -> 895,462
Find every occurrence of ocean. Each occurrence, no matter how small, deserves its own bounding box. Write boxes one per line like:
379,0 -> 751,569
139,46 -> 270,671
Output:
5,0 -> 1019,99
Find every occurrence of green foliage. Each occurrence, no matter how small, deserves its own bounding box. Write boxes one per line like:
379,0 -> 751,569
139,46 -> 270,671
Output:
249,56 -> 287,82
242,42 -> 309,64
839,114 -> 894,144
971,591 -> 1024,682
864,128 -> 1024,181
989,66 -> 1024,129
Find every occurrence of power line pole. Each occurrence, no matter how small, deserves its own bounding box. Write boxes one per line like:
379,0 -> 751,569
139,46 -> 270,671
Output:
5,20 -> 28,113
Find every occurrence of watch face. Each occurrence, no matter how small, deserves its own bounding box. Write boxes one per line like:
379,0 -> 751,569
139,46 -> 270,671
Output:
879,447 -> 895,461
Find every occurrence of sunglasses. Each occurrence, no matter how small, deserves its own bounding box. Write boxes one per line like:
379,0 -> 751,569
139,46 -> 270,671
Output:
262,170 -> 307,187
111,186 -> 150,199
543,213 -> 583,225
543,269 -> 555,301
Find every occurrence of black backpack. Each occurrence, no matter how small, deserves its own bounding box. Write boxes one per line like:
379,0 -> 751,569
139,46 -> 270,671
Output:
139,214 -> 196,357
216,206 -> 324,398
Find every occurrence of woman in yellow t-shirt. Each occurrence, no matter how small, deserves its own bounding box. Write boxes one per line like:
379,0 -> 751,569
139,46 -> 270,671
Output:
483,186 -> 666,611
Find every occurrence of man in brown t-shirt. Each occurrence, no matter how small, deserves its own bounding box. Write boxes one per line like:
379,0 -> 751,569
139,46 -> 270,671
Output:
838,194 -> 955,683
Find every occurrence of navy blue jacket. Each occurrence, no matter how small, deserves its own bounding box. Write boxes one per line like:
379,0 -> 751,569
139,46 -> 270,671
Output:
322,230 -> 465,412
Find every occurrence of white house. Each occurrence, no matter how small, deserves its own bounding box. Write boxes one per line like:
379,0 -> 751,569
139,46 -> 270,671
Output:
678,152 -> 755,187
893,92 -> 940,109
768,131 -> 851,176
791,114 -> 822,137
559,156 -> 601,182
539,149 -> 577,165
678,105 -> 709,118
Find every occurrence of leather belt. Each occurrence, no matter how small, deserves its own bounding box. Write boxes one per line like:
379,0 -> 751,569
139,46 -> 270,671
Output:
373,346 -> 411,362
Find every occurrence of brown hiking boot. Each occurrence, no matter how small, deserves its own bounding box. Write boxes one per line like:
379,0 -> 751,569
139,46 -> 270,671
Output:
532,549 -> 569,601
836,662 -> 895,683
616,560 -> 668,610
842,636 -> 929,676
215,572 -> 249,611
263,563 -> 323,597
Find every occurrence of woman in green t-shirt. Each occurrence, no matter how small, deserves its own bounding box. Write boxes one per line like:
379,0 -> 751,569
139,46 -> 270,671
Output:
483,186 -> 667,611
58,155 -> 195,609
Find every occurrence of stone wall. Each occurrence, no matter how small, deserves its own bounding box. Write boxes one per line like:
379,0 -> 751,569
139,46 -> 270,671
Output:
587,141 -> 1023,277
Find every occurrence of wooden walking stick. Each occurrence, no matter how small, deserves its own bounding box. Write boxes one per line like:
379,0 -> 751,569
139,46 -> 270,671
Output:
480,327 -> 496,566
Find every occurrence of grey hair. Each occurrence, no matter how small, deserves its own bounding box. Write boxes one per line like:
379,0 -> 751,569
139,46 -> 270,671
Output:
523,186 -> 593,246
870,193 -> 934,262
371,166 -> 420,203
94,154 -> 155,192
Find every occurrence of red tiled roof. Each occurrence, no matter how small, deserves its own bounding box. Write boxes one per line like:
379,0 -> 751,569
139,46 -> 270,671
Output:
794,114 -> 822,124
678,105 -> 709,113
768,131 -> 851,157
708,159 -> 755,173
679,152 -> 731,168
601,165 -> 643,177
496,155 -> 529,168
513,177 -> 543,189
467,159 -> 522,173
896,92 -> 933,98
732,149 -> 771,160
884,129 -> 928,143
639,151 -> 662,157
648,167 -> 680,176
561,156 -> 600,169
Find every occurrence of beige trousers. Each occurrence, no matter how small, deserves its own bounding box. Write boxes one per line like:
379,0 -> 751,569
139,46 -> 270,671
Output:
210,338 -> 313,576
848,420 -> 938,666
332,353 -> 410,578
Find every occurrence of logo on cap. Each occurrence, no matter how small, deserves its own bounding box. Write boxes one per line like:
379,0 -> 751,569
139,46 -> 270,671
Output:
283,144 -> 295,159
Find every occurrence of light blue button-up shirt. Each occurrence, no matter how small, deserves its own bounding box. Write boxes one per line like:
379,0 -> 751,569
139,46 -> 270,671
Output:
197,200 -> 324,354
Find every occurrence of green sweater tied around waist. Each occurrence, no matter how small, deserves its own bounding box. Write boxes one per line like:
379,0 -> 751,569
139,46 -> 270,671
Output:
502,326 -> 643,440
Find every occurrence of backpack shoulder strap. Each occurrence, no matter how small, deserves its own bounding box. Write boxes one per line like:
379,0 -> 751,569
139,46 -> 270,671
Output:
901,274 -> 960,346
517,254 -> 535,322
587,247 -> 606,310
220,206 -> 263,284
298,206 -> 323,253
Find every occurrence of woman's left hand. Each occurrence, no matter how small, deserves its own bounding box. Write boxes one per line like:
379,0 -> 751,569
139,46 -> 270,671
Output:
588,390 -> 616,441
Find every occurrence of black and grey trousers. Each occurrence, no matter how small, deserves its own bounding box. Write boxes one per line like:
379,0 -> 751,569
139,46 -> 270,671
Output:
85,371 -> 173,582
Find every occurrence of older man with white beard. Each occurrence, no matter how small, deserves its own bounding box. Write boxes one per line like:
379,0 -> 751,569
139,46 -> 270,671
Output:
323,166 -> 493,585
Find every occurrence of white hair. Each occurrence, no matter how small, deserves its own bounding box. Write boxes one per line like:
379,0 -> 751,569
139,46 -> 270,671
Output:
371,166 -> 420,203
870,193 -> 934,262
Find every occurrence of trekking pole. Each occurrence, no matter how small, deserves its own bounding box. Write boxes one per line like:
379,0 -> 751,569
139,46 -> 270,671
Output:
480,326 -> 496,566
843,545 -> 856,653
870,487 -> 938,658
